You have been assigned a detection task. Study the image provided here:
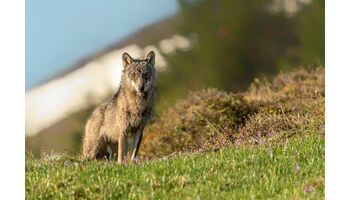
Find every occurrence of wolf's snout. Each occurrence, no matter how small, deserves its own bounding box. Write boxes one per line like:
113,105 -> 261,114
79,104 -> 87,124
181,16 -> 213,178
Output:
138,85 -> 145,92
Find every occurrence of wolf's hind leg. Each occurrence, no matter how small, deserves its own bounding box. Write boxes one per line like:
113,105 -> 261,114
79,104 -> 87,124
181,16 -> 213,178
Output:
81,111 -> 103,160
81,134 -> 100,160
106,142 -> 118,160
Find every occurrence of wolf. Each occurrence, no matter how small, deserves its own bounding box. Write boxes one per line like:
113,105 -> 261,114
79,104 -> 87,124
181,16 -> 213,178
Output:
81,51 -> 156,163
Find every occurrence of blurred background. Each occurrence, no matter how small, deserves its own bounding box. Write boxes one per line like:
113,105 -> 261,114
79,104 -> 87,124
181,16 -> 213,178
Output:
25,0 -> 324,155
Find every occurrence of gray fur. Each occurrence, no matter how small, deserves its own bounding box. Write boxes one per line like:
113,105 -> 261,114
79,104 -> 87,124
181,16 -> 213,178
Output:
81,51 -> 156,163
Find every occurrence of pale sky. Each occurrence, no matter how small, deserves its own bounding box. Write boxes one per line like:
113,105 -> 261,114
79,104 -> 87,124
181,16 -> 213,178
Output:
26,0 -> 179,90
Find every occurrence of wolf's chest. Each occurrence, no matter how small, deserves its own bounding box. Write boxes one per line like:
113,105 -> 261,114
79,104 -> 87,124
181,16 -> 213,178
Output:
124,106 -> 149,127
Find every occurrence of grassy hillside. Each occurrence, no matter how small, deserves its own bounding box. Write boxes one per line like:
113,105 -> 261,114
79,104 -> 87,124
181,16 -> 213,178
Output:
26,134 -> 324,199
26,67 -> 324,199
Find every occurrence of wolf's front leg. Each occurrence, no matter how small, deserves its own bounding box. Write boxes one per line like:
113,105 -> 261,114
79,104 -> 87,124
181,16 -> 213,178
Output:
118,131 -> 128,164
131,127 -> 144,162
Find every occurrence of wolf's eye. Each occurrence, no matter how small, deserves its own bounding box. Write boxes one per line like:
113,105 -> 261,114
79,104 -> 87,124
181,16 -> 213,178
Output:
143,72 -> 150,79
130,72 -> 136,78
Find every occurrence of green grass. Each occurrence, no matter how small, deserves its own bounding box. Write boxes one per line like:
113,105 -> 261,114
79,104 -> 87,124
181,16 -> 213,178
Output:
26,132 -> 324,199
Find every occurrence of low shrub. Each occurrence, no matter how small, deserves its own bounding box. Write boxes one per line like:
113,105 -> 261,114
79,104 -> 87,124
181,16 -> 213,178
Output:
140,67 -> 325,159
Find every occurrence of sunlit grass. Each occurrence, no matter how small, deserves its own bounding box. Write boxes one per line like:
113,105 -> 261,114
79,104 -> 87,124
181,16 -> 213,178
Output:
26,133 -> 324,199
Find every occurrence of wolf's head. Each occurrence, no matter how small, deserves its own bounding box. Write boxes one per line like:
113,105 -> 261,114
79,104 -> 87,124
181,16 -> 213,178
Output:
122,51 -> 156,96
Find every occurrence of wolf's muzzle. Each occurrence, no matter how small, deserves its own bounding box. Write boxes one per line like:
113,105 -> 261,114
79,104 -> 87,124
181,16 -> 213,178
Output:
138,85 -> 145,92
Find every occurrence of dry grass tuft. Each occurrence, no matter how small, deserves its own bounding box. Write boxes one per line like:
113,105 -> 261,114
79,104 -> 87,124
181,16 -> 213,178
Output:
140,67 -> 324,159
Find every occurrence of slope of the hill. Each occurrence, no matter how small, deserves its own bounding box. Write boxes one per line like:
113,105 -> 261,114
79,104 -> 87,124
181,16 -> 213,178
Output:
26,134 -> 324,199
26,67 -> 324,199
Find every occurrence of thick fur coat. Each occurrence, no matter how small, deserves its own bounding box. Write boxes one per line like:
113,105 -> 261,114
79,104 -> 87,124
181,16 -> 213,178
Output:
81,51 -> 156,163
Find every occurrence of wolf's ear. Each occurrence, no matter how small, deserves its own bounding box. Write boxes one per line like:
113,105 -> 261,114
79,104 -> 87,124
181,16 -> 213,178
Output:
122,52 -> 133,67
146,51 -> 155,66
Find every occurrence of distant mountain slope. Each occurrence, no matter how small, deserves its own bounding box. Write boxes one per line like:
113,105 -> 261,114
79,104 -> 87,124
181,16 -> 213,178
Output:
32,15 -> 180,89
25,14 -> 193,137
